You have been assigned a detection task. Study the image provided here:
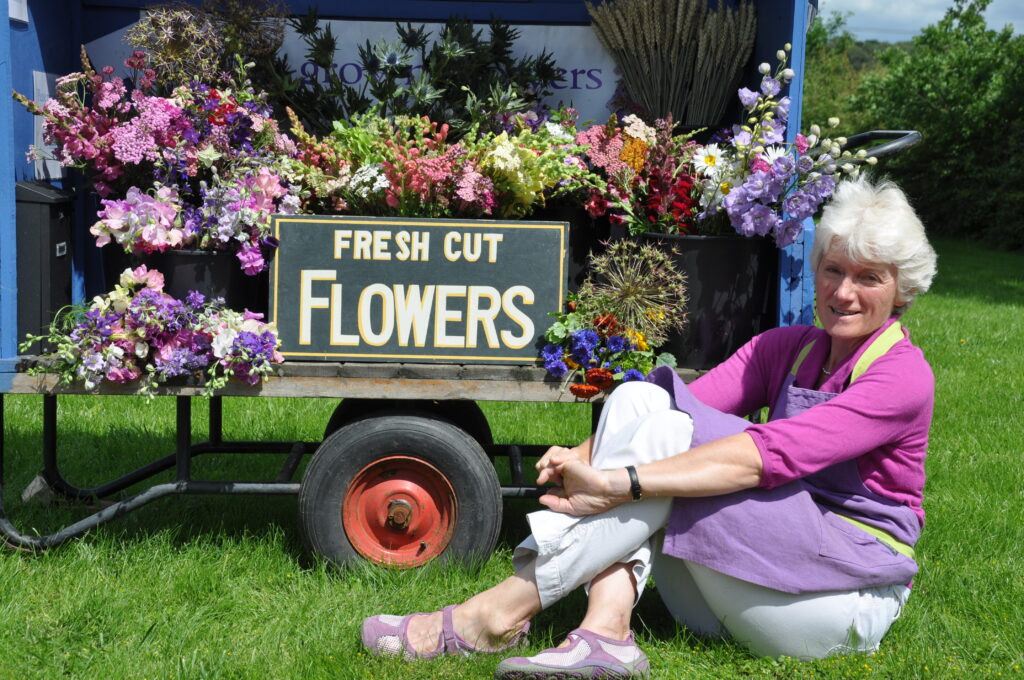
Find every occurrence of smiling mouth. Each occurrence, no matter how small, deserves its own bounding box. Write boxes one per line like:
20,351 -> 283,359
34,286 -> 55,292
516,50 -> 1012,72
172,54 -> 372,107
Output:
830,307 -> 858,317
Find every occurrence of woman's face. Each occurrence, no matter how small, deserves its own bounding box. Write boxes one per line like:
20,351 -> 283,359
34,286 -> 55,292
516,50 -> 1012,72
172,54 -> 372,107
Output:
816,241 -> 903,345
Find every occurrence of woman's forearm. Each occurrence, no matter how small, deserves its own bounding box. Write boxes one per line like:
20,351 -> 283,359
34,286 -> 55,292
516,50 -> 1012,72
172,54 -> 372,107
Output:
606,433 -> 764,501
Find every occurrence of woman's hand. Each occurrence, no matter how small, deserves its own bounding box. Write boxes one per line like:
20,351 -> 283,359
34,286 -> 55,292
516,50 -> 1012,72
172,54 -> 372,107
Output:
536,437 -> 593,486
538,460 -> 631,516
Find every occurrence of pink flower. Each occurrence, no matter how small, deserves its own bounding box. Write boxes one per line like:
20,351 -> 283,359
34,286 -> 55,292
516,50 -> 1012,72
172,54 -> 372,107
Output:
795,133 -> 809,155
751,157 -> 771,174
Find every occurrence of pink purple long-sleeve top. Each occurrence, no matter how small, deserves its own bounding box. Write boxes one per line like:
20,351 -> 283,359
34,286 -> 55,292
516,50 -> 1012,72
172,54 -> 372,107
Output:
688,316 -> 935,526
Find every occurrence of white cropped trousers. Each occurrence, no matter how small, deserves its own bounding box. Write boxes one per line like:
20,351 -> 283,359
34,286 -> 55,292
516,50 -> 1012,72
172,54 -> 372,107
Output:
512,381 -> 910,660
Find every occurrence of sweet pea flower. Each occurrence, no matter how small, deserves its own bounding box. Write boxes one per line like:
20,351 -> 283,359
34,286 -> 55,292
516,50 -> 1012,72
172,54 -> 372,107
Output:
794,133 -> 809,155
738,87 -> 760,108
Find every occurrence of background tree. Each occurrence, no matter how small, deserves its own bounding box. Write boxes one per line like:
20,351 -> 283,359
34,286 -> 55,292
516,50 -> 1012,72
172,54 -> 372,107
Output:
849,0 -> 1024,247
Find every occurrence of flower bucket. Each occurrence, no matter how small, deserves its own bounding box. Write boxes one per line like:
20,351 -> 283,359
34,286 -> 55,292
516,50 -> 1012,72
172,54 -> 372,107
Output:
102,247 -> 268,314
641,233 -> 778,370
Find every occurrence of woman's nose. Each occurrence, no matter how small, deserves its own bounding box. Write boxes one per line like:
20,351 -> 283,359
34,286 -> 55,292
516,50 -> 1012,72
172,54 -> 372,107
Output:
834,277 -> 857,300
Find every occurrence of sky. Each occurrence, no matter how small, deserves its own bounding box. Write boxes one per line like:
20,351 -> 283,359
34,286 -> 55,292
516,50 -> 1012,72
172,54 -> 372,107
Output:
816,0 -> 1023,42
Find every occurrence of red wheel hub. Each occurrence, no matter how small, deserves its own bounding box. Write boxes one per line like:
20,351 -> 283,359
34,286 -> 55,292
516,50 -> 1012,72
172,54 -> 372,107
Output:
342,455 -> 457,567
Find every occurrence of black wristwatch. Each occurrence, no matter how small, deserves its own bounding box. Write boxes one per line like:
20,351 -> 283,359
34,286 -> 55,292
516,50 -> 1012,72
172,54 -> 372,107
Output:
625,465 -> 643,502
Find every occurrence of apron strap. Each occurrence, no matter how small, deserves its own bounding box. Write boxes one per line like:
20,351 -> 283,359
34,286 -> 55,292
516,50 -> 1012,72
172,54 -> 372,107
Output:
850,322 -> 904,384
789,340 -> 816,376
790,322 -> 904,383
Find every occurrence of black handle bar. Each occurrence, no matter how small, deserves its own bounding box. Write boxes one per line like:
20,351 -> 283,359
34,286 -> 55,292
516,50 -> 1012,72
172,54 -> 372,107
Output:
839,130 -> 921,160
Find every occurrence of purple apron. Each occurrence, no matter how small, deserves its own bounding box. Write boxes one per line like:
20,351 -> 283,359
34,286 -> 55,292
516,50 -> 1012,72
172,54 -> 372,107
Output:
646,350 -> 920,595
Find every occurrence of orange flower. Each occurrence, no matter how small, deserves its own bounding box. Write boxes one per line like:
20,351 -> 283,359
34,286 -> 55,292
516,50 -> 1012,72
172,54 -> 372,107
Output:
569,383 -> 601,399
619,136 -> 648,172
585,367 -> 615,390
593,313 -> 620,337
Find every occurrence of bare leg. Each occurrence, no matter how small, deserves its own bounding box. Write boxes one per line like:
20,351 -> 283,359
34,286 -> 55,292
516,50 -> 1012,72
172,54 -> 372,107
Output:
404,560 -> 543,654
576,562 -> 637,641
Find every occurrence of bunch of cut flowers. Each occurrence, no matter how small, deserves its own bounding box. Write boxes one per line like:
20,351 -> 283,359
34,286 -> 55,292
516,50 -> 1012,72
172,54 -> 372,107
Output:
20,266 -> 284,398
576,113 -> 701,237
281,106 -> 598,219
15,49 -> 300,275
541,240 -> 685,399
576,45 -> 873,246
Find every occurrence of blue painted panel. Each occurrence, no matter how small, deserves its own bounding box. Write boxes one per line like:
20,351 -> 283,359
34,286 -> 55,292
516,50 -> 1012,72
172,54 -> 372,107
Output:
1,0 -> 19,360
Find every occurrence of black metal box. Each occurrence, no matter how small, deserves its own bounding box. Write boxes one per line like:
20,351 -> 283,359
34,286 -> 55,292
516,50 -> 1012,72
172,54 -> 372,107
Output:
15,181 -> 74,354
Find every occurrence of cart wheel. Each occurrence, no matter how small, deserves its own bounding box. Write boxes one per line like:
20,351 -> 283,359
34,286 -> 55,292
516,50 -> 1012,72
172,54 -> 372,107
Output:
298,413 -> 502,569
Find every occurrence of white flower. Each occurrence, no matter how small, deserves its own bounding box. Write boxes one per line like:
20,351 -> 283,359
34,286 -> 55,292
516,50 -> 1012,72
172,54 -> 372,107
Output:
211,328 -> 238,359
761,145 -> 789,165
781,68 -> 795,82
828,117 -> 841,128
693,144 -> 725,178
135,342 -> 148,358
544,121 -> 573,141
621,114 -> 657,145
777,50 -> 787,61
758,62 -> 771,74
809,124 -> 821,137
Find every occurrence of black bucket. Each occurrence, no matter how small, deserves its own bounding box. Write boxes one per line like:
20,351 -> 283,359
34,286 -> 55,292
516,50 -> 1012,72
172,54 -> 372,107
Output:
101,246 -> 268,314
641,233 -> 778,370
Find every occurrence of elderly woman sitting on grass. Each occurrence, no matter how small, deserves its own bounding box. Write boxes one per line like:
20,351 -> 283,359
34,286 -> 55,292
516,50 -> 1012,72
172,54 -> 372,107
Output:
362,176 -> 939,678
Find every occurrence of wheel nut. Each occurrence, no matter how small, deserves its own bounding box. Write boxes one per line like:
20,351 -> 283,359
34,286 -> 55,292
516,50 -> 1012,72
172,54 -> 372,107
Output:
386,499 -> 413,530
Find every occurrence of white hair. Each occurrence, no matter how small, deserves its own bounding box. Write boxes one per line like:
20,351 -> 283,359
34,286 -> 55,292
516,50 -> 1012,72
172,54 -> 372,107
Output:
811,176 -> 937,314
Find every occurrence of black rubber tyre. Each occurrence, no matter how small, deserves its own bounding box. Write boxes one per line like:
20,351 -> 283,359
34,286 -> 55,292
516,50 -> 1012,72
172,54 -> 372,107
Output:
298,413 -> 502,569
322,399 -> 493,448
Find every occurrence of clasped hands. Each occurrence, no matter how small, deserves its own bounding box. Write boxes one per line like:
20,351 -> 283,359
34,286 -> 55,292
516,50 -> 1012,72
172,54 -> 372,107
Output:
534,444 -> 632,517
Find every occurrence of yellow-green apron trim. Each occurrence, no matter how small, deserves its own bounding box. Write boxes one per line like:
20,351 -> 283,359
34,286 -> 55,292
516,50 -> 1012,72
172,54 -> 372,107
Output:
790,322 -> 916,561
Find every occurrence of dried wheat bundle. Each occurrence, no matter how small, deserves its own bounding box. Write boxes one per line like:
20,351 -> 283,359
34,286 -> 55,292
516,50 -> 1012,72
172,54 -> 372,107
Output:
587,0 -> 756,126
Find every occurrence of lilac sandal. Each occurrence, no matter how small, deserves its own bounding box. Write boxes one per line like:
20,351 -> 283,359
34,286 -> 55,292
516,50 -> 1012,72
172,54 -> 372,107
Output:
494,628 -> 650,679
361,604 -> 530,660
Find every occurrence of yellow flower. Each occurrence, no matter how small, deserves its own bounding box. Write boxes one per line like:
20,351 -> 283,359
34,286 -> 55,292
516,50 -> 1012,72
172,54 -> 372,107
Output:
620,136 -> 648,172
719,181 -> 732,195
645,308 -> 665,322
625,329 -> 649,351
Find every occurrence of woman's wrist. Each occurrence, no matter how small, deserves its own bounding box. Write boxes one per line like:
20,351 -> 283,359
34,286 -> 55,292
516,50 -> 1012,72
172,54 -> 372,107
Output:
608,468 -> 636,503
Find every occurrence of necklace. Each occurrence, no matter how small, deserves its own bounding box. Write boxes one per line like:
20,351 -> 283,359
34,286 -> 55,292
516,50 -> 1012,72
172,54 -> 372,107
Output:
821,365 -> 833,376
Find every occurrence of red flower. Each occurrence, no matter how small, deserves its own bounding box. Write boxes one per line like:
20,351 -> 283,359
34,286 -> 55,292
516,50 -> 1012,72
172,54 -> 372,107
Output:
585,367 -> 615,390
569,383 -> 601,399
592,313 -> 620,337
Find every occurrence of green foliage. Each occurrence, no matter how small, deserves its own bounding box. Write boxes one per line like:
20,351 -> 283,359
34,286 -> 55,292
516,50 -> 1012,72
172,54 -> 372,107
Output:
3,239 -> 1024,678
802,12 -> 877,137
262,11 -> 562,140
849,0 -> 1024,248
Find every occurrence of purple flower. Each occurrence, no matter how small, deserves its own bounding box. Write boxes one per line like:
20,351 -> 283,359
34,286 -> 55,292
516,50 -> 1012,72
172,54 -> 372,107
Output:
738,87 -> 759,108
622,369 -> 645,382
544,358 -> 568,377
236,244 -> 264,275
760,119 -> 786,145
775,96 -> 791,123
742,171 -> 775,201
185,290 -> 206,307
776,217 -> 804,248
569,329 -> 600,366
541,343 -> 563,362
809,174 -> 837,200
760,76 -> 781,97
796,155 -> 815,173
783,190 -> 815,221
606,334 -> 630,353
772,155 -> 796,178
734,203 -> 778,237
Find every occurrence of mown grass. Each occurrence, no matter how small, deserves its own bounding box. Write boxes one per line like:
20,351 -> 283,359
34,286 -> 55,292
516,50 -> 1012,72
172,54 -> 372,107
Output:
1,237 -> 1022,679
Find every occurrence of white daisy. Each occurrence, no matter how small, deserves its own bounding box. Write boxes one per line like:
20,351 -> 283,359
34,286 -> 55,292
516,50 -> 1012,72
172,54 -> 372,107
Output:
693,144 -> 724,178
760,145 -> 789,166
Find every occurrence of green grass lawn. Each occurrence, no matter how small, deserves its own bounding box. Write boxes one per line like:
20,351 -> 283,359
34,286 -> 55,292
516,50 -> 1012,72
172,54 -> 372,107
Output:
1,237 -> 1022,679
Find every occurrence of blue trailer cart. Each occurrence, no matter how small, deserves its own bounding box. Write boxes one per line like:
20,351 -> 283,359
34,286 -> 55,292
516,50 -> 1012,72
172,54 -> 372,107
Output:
1,0 -> 823,568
